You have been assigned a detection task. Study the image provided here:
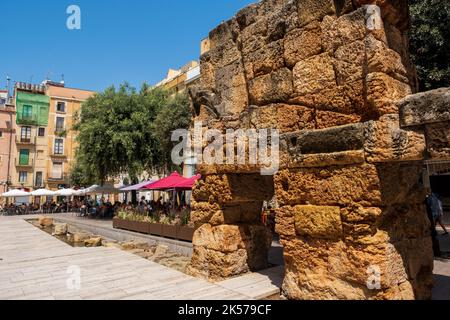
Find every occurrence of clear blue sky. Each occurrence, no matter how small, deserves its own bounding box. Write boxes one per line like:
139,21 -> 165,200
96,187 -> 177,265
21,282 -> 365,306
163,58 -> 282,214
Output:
0,0 -> 255,92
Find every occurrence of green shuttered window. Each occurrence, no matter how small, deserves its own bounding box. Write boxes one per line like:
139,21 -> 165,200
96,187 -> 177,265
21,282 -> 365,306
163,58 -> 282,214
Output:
19,149 -> 30,165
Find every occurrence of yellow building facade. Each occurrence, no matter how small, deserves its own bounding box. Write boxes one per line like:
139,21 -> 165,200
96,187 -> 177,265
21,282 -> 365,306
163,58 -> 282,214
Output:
45,83 -> 94,190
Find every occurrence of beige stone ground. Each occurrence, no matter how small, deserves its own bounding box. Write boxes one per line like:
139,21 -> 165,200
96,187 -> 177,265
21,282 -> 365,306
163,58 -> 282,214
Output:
0,216 -> 281,300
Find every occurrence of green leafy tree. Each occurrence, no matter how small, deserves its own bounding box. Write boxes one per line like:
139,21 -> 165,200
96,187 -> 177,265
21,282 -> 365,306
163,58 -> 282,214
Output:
71,83 -> 191,196
73,83 -> 168,185
410,0 -> 450,91
153,93 -> 192,173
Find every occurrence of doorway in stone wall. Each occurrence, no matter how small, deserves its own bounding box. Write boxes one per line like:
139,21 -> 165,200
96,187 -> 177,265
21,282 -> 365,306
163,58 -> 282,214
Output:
264,197 -> 285,268
426,160 -> 450,226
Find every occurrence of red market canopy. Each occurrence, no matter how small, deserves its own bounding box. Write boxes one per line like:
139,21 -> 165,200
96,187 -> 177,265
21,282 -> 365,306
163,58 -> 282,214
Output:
172,174 -> 201,190
145,172 -> 188,191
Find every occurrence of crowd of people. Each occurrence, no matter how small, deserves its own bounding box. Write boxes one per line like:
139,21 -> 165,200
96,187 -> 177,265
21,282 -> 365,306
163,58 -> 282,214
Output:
0,193 -> 192,219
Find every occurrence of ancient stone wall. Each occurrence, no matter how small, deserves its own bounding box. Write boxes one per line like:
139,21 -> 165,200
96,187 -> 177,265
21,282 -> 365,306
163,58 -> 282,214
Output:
398,87 -> 450,160
187,0 -> 439,300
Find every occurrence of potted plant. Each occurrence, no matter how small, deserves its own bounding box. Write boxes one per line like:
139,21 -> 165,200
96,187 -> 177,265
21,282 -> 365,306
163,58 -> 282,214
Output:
114,210 -> 130,230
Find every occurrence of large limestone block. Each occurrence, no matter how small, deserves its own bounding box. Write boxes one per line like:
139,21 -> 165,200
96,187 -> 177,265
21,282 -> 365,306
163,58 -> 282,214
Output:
334,40 -> 366,84
321,8 -> 366,52
192,224 -> 250,253
275,162 -> 425,207
187,246 -> 249,281
84,237 -> 102,247
38,216 -> 54,227
190,201 -> 263,226
297,0 -> 335,28
286,123 -> 365,155
53,223 -> 68,236
243,40 -> 285,80
315,110 -> 361,129
73,232 -> 91,243
188,224 -> 272,281
248,104 -> 315,133
378,205 -> 431,241
200,41 -> 245,90
376,162 -> 426,206
398,87 -> 450,127
284,150 -> 366,169
248,68 -> 293,105
292,54 -> 365,115
293,53 -> 336,97
294,205 -> 343,240
366,72 -> 412,115
235,3 -> 259,31
275,164 -> 381,207
425,122 -> 450,159
341,205 -> 430,244
240,17 -> 268,56
215,60 -> 249,116
281,235 -> 431,300
284,21 -> 322,68
275,206 -> 297,238
208,18 -> 240,50
264,0 -> 301,35
365,34 -> 409,84
193,174 -> 274,204
364,114 -> 426,163
394,237 -> 434,300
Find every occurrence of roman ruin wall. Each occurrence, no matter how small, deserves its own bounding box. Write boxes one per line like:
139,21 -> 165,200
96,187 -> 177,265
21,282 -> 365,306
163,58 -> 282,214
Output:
186,0 -> 449,300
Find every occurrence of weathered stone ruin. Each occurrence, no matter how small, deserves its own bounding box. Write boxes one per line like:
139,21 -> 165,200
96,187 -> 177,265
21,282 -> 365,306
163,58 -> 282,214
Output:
187,0 -> 449,300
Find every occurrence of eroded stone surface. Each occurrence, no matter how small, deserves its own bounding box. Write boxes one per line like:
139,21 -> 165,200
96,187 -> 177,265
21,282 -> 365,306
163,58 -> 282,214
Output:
187,0 -> 437,300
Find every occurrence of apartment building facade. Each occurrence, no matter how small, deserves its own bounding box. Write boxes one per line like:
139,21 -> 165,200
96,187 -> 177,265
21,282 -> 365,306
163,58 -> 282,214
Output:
8,81 -> 94,194
155,60 -> 201,96
45,83 -> 94,190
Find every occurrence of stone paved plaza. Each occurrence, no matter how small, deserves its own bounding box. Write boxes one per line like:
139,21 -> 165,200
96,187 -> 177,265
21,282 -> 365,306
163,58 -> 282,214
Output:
0,216 -> 282,300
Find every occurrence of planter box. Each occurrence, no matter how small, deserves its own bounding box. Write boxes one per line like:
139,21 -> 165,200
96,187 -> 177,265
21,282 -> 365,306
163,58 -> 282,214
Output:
177,226 -> 194,242
132,221 -> 149,234
113,218 -> 130,230
113,219 -> 148,234
113,219 -> 194,242
113,218 -> 121,229
162,224 -> 177,239
149,223 -> 163,236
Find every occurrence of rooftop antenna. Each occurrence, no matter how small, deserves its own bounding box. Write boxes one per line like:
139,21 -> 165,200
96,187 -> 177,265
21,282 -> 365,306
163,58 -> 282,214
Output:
30,75 -> 33,84
61,74 -> 65,85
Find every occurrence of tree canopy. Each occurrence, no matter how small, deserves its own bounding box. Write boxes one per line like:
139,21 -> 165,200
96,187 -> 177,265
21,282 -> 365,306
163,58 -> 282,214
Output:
410,0 -> 450,91
71,83 -> 191,186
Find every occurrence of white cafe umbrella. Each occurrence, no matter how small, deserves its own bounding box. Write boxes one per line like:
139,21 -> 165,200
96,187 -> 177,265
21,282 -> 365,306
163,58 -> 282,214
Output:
31,189 -> 56,197
55,189 -> 76,197
73,189 -> 87,196
1,189 -> 31,197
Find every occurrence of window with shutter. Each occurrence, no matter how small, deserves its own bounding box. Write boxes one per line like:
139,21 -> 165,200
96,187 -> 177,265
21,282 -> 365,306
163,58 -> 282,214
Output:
19,149 -> 30,165
52,162 -> 63,179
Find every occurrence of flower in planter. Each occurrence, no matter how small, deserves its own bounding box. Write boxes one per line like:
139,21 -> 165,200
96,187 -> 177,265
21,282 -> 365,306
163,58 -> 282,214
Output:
159,215 -> 170,225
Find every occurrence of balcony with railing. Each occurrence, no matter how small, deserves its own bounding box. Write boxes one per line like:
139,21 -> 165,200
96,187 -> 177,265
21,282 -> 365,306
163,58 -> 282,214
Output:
54,127 -> 67,137
16,114 -> 39,126
47,175 -> 68,184
15,135 -> 36,145
15,158 -> 34,168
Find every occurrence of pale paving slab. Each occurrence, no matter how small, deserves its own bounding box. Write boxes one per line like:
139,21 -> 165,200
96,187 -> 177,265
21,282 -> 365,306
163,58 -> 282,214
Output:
0,216 -> 283,300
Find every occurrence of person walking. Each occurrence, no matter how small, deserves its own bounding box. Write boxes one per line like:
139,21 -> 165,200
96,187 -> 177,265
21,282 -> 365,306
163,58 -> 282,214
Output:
425,190 -> 441,256
434,193 -> 449,235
